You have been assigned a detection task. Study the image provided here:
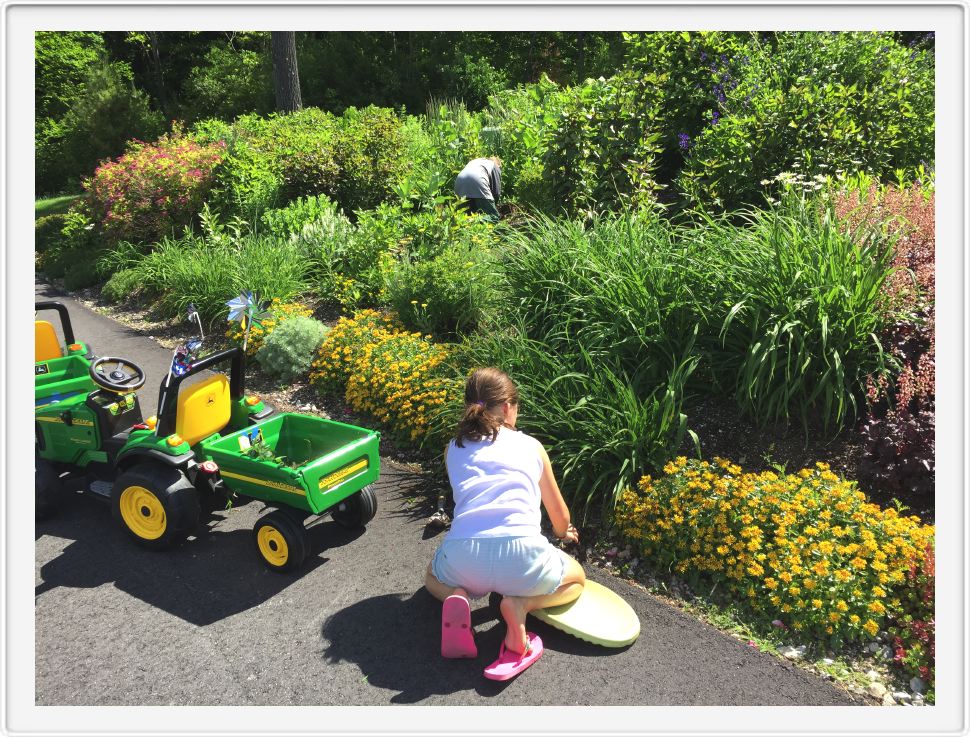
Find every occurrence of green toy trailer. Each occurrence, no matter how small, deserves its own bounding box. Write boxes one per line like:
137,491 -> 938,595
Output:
35,304 -> 381,571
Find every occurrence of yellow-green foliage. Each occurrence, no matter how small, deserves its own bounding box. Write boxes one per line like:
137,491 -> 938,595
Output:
616,457 -> 934,646
309,309 -> 458,442
225,298 -> 312,357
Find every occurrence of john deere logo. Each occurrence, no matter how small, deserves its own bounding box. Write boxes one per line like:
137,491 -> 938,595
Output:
206,396 -> 215,405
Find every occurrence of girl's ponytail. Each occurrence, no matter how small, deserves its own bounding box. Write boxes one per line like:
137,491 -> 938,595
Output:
454,368 -> 519,448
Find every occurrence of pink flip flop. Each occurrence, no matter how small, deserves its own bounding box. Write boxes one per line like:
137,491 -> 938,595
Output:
483,633 -> 543,681
441,595 -> 477,658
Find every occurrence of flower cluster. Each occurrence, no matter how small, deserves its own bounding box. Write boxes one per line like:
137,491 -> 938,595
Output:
225,299 -> 312,357
84,126 -> 224,245
309,309 -> 460,441
616,457 -> 935,651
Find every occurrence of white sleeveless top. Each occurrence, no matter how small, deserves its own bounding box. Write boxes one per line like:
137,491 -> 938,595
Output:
445,426 -> 544,539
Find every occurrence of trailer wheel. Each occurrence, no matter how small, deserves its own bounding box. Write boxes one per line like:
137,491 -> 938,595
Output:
254,509 -> 307,572
36,457 -> 64,521
330,485 -> 378,529
112,463 -> 200,550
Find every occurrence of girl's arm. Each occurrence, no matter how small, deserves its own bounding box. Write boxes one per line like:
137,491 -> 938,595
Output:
537,445 -> 579,543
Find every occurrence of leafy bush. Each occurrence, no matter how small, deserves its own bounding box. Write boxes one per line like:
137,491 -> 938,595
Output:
619,31 -> 752,188
676,32 -> 935,211
182,42 -> 274,121
616,457 -> 935,651
36,208 -> 98,278
225,298 -> 313,357
256,316 -> 329,382
542,73 -> 664,216
101,268 -> 142,303
35,214 -> 68,252
334,105 -> 411,213
84,127 -> 224,245
379,201 -> 498,338
51,60 -> 166,196
261,194 -> 343,239
309,309 -> 457,442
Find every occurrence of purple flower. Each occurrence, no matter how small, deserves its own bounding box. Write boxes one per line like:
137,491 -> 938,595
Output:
711,110 -> 720,125
678,132 -> 691,150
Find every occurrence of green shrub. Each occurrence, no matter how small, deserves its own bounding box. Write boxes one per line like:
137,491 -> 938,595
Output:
261,194 -> 342,239
542,74 -> 665,216
35,214 -> 68,252
182,42 -> 274,121
676,32 -> 935,211
55,60 -> 165,194
101,268 -> 143,303
256,316 -> 329,382
36,208 -> 97,279
382,208 -> 498,339
334,105 -> 410,213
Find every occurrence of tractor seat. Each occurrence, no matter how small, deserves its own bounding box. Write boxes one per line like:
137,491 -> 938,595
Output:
175,374 -> 231,446
35,320 -> 62,362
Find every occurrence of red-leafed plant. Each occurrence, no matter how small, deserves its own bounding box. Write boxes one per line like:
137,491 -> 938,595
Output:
84,125 -> 225,245
891,542 -> 935,695
835,185 -> 935,497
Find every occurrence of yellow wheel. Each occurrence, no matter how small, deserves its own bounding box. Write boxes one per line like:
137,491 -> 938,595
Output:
111,463 -> 199,550
119,485 -> 167,540
253,510 -> 307,572
256,525 -> 289,567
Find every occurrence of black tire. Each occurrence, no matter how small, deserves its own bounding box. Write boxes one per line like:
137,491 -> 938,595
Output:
111,463 -> 200,550
330,485 -> 378,529
36,457 -> 64,521
253,509 -> 308,572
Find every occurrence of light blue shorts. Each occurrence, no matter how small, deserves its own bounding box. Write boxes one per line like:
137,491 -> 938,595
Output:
431,536 -> 568,600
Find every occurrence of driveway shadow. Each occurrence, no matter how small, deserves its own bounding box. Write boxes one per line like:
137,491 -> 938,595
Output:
319,588 -> 631,703
35,493 -> 364,627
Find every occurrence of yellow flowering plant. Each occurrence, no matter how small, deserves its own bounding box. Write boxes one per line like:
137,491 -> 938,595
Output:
309,309 -> 461,442
616,457 -> 934,651
225,299 -> 312,357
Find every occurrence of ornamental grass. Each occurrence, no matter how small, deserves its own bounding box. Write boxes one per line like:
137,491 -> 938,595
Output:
616,457 -> 934,652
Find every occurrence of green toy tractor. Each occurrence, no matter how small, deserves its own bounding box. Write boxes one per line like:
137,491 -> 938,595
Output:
35,302 -> 381,571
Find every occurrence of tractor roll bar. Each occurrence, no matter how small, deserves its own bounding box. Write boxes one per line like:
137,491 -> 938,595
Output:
155,347 -> 245,438
35,301 -> 76,345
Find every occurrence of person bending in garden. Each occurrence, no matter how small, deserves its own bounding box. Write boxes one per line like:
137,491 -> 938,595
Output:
454,156 -> 502,223
424,367 -> 585,680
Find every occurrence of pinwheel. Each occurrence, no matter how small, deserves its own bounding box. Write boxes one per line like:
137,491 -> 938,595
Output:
226,291 -> 272,352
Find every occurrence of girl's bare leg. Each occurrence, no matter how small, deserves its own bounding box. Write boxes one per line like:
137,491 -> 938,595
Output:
424,561 -> 469,602
499,555 -> 586,653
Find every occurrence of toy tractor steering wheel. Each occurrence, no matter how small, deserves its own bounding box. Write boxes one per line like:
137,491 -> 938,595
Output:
89,357 -> 147,392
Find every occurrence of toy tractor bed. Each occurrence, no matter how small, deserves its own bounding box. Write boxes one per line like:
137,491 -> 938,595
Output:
36,301 -> 381,572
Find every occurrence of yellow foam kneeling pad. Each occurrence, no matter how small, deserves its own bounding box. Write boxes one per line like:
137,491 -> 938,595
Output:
531,579 -> 640,648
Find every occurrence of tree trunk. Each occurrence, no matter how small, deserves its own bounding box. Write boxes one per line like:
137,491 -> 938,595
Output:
147,32 -> 169,117
271,31 -> 303,112
577,31 -> 586,81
